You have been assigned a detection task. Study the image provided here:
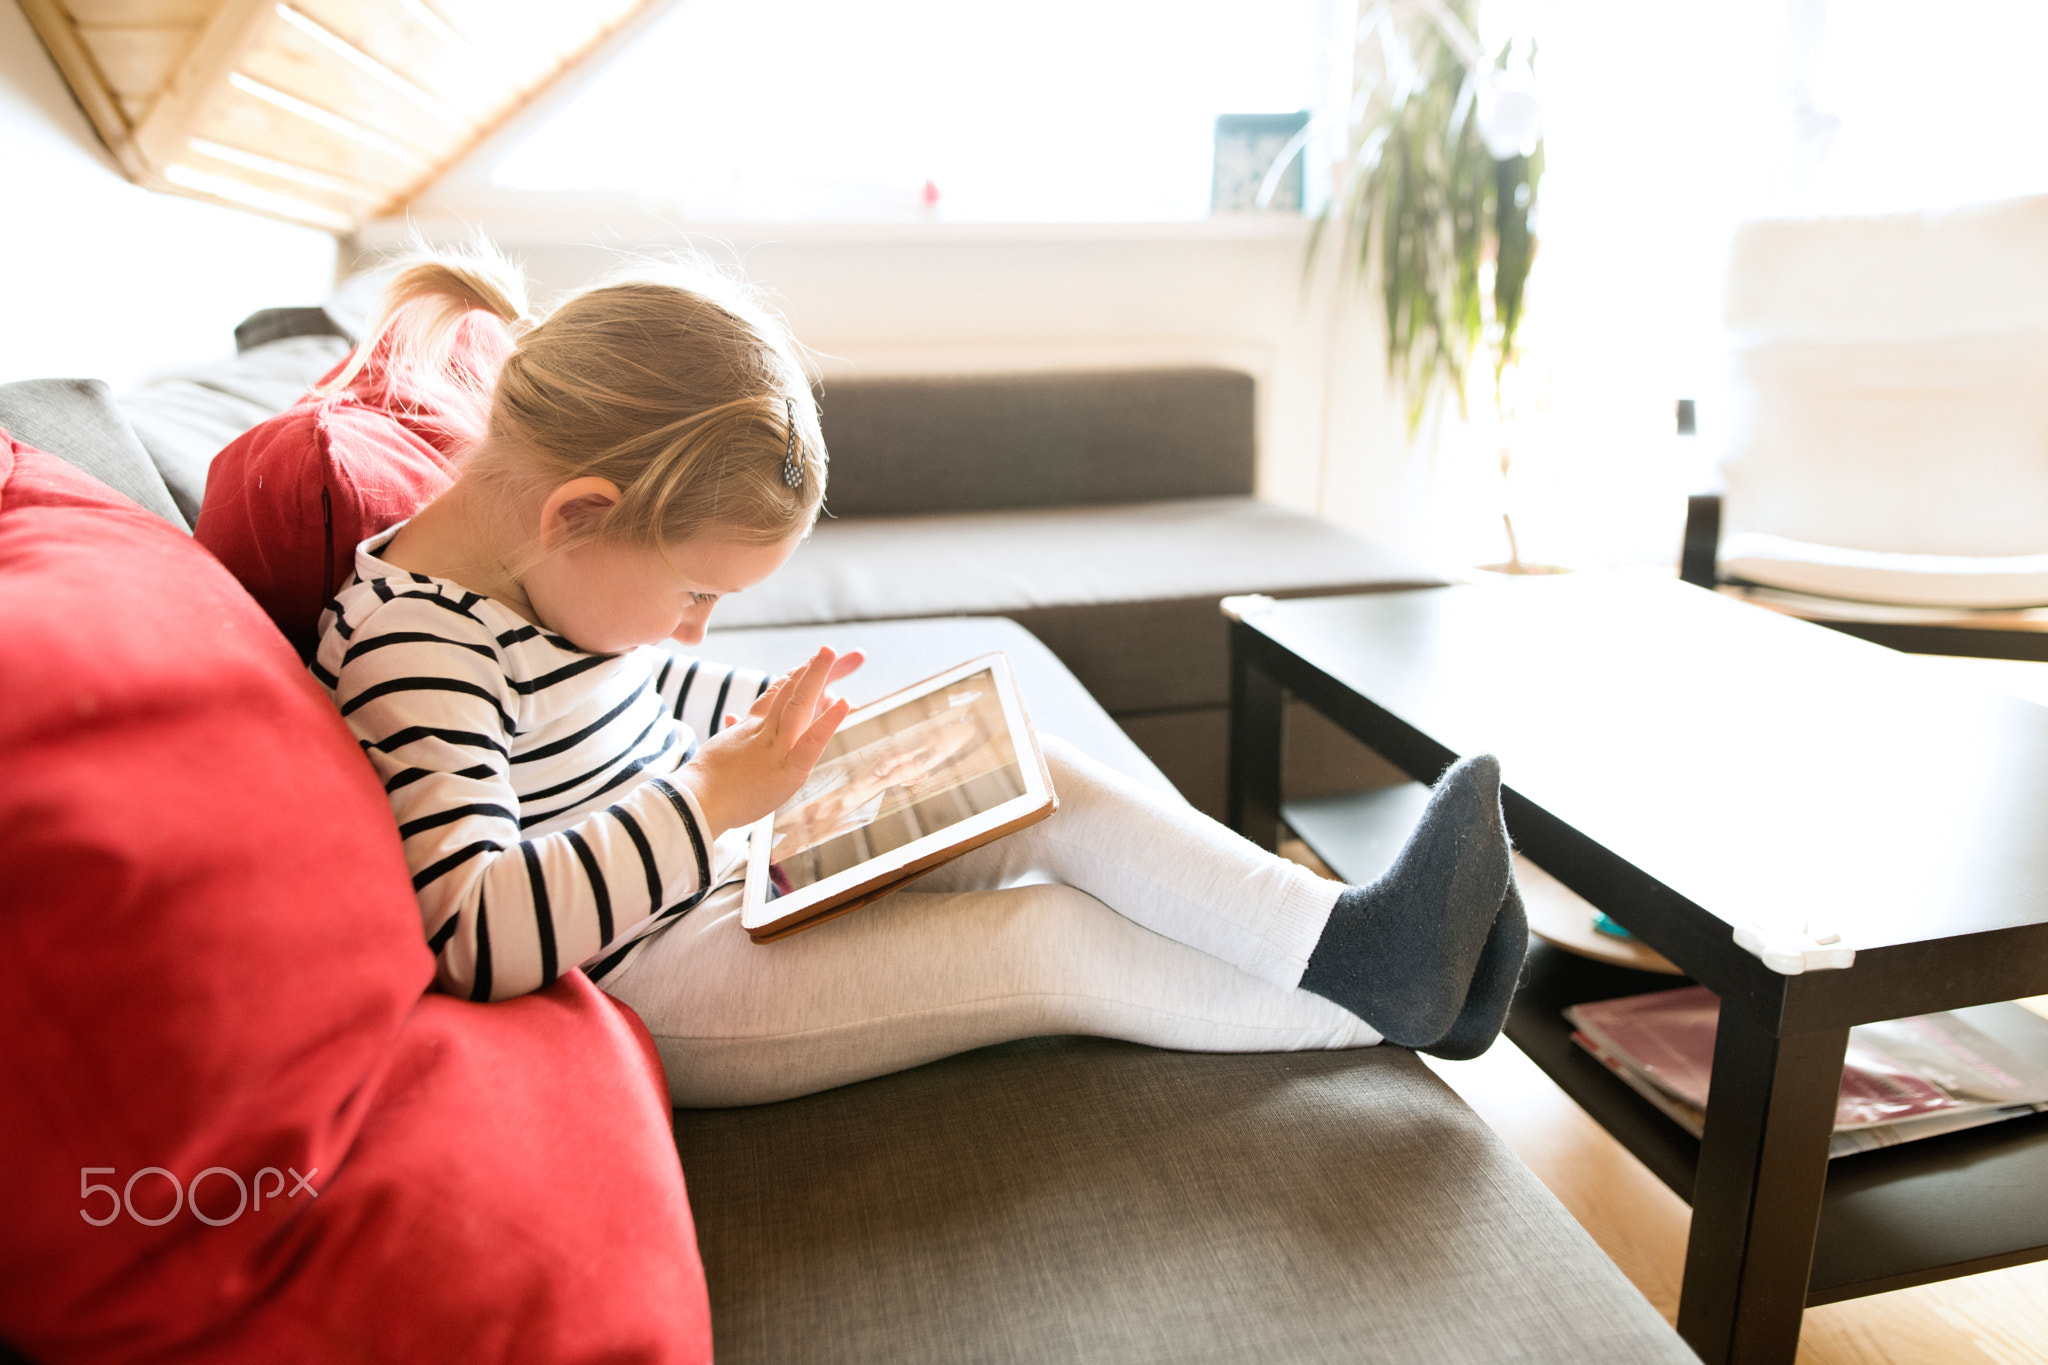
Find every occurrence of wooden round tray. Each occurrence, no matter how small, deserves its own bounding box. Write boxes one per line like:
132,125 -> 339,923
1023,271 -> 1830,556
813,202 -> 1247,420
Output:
1516,853 -> 1682,975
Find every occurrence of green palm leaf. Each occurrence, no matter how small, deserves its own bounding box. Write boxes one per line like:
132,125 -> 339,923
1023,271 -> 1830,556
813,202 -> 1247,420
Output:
1320,2 -> 1543,434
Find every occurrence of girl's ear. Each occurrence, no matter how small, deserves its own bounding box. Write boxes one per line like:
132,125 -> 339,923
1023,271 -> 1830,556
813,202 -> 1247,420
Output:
537,476 -> 623,550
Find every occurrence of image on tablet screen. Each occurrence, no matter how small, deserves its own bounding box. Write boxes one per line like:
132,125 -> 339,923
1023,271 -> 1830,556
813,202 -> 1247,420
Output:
767,666 -> 1024,894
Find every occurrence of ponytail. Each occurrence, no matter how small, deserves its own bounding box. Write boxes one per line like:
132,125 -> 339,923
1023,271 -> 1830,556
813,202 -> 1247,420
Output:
317,238 -> 532,447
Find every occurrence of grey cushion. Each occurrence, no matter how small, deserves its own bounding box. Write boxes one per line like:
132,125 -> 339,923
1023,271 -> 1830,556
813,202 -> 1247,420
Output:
700,615 -> 1176,799
674,1036 -> 1694,1365
686,616 -> 1686,1363
819,369 -> 1256,516
711,497 -> 1441,712
118,334 -> 352,524
234,306 -> 351,353
0,378 -> 186,529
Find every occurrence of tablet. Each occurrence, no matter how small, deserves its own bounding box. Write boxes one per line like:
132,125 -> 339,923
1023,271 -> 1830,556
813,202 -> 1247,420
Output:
740,652 -> 1057,942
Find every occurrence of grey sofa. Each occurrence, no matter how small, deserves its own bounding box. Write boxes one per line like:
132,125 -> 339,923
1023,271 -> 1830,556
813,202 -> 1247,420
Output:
721,367 -> 1439,817
0,323 -> 1697,1363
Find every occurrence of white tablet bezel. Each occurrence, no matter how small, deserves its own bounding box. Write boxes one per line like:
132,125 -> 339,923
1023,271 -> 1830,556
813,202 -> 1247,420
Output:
740,653 -> 1047,935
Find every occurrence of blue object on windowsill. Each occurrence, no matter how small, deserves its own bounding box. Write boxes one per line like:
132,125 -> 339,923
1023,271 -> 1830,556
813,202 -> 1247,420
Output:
1592,911 -> 1637,940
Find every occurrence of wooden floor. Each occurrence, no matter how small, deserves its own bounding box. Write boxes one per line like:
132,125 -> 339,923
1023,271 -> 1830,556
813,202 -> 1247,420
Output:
1420,1038 -> 2048,1364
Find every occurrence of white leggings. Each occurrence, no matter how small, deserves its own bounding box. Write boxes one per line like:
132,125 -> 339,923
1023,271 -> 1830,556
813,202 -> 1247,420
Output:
600,736 -> 1381,1107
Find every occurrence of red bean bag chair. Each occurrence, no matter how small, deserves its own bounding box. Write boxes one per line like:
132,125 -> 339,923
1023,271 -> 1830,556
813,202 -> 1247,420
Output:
0,434 -> 710,1363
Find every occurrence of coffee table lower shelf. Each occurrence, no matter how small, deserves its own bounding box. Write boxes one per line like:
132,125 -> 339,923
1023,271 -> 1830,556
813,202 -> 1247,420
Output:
1283,790 -> 2048,1307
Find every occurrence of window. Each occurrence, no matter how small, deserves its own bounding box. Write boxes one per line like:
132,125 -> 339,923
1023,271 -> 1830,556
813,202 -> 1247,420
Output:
490,0 -> 1325,222
1427,0 -> 2048,571
1797,0 -> 2048,214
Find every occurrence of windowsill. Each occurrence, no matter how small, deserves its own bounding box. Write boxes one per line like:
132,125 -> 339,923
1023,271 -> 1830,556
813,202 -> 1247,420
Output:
357,193 -> 1316,249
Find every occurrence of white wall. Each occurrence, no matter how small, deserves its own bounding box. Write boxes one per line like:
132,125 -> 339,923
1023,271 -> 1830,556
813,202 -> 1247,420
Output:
0,2 -> 338,392
356,206 -> 1422,545
334,0 -> 1423,551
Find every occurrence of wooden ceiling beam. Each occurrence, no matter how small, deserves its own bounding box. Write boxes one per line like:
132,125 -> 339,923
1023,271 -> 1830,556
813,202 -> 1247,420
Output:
130,0 -> 274,175
20,0 -> 667,235
16,0 -> 149,178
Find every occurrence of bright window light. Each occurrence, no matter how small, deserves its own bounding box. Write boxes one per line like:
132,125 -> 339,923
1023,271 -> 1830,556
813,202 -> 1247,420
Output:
1803,0 -> 2048,214
1426,0 -> 2048,573
490,0 -> 1322,222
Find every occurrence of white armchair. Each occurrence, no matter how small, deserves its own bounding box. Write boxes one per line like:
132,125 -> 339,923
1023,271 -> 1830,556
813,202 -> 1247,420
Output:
1684,193 -> 2048,658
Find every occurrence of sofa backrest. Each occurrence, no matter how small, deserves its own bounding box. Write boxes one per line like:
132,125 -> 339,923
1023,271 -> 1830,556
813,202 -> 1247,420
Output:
816,367 -> 1256,518
0,378 -> 189,530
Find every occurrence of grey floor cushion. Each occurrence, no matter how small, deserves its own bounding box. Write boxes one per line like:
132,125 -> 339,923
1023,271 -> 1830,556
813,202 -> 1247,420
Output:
0,378 -> 186,529
709,497 -> 1442,712
674,1036 -> 1694,1365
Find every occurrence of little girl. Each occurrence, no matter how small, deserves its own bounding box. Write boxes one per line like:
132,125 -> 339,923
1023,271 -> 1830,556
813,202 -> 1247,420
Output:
314,247 -> 1526,1107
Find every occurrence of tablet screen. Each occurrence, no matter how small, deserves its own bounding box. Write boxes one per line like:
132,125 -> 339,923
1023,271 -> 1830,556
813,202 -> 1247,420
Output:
765,665 -> 1025,895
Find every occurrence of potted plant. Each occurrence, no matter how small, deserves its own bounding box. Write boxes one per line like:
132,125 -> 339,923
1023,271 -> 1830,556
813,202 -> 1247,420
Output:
1314,0 -> 1548,572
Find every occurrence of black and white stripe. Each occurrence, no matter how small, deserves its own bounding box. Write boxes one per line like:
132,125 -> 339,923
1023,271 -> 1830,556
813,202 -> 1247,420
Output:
313,527 -> 766,1002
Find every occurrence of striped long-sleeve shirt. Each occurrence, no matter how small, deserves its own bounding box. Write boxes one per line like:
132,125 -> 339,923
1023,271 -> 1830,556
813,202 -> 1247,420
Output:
313,527 -> 767,1002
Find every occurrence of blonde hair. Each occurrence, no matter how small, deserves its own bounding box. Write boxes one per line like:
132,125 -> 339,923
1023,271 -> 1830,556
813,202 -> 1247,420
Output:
329,240 -> 826,550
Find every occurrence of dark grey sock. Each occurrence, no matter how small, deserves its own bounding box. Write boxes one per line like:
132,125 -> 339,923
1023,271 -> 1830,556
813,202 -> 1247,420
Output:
1297,754 -> 1512,1049
1421,878 -> 1528,1060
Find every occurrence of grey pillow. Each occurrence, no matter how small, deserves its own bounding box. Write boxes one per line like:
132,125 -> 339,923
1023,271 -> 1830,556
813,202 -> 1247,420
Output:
119,334 -> 352,525
0,378 -> 187,529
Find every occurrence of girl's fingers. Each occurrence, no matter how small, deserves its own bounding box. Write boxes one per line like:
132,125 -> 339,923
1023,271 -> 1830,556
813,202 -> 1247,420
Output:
793,695 -> 852,765
763,661 -> 806,732
780,648 -> 836,738
827,650 -> 866,685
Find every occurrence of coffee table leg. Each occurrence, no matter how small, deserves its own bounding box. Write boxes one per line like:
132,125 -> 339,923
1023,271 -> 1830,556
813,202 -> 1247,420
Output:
1677,1004 -> 1849,1365
1227,641 -> 1284,850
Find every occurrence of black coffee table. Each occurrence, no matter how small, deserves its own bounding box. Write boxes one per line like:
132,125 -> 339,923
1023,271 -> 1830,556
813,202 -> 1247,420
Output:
1225,574 -> 2048,1365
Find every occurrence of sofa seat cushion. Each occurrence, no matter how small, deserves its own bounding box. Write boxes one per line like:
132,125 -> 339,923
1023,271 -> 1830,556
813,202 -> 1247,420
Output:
703,615 -> 1177,798
1721,529 -> 2048,608
712,497 -> 1441,711
674,1035 -> 1694,1365
0,439 -> 709,1364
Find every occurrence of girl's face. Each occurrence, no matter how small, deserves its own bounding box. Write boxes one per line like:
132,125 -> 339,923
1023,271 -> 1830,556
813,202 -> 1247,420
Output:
522,530 -> 803,655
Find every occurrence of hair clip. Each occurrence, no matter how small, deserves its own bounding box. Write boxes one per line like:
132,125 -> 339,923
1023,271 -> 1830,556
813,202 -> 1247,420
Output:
781,397 -> 803,490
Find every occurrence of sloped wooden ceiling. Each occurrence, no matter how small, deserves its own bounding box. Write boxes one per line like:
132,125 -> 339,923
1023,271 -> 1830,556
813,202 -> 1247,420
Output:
20,0 -> 655,232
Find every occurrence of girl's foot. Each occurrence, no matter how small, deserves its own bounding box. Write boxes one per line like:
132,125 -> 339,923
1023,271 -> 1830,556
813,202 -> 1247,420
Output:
1296,754 -> 1523,1052
1420,878 -> 1527,1060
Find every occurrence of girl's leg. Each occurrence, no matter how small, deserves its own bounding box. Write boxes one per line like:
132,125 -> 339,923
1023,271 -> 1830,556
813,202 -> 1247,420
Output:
920,736 -> 1523,1057
600,878 -> 1378,1108
915,736 -> 1340,991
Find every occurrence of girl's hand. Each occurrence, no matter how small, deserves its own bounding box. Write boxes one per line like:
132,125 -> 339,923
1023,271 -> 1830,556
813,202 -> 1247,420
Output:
730,648 -> 864,730
677,648 -> 855,837
727,648 -> 864,730
810,648 -> 865,707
